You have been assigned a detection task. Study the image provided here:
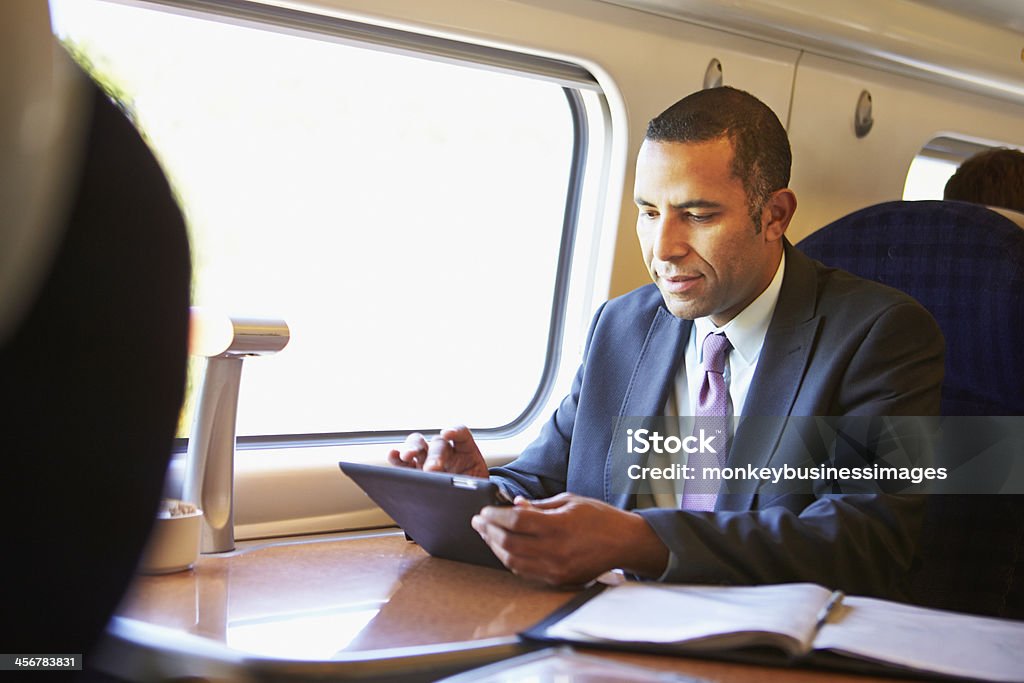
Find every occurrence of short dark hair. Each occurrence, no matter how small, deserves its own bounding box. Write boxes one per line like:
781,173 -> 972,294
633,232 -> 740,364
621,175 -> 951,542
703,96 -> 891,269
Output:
645,86 -> 791,228
943,147 -> 1024,214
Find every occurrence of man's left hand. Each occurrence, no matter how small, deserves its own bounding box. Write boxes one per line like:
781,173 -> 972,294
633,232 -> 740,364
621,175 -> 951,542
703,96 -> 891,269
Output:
470,493 -> 669,586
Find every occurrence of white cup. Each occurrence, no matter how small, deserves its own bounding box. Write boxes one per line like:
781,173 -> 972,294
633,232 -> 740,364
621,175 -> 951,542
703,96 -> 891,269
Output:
138,503 -> 203,574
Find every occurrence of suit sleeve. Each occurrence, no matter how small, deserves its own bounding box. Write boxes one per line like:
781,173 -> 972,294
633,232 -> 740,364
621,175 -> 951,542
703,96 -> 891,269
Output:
833,301 -> 945,417
637,301 -> 944,600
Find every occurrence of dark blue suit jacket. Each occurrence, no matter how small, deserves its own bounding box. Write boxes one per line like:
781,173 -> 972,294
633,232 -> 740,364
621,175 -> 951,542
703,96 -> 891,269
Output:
491,242 -> 944,599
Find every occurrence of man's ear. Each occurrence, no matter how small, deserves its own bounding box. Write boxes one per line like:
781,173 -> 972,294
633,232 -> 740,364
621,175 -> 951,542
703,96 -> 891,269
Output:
760,188 -> 797,242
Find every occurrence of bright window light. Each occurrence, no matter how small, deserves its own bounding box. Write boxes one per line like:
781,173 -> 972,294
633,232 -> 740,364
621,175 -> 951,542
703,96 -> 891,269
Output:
903,155 -> 958,200
50,0 -> 578,439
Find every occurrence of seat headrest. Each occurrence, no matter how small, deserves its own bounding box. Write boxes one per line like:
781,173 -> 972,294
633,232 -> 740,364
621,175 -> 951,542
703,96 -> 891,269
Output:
797,200 -> 1024,416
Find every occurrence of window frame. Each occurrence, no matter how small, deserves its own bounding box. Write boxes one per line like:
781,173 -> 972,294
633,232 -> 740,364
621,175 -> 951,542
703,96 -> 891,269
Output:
903,135 -> 1023,201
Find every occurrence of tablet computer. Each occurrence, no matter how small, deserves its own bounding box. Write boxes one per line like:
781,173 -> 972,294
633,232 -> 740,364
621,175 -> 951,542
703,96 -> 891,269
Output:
338,461 -> 507,570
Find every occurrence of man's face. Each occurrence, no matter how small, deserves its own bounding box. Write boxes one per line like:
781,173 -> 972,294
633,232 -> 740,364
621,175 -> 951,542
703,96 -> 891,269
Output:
634,137 -> 781,326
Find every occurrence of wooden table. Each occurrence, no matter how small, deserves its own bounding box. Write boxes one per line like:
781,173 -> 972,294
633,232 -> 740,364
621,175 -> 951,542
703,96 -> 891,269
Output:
97,529 -> 910,681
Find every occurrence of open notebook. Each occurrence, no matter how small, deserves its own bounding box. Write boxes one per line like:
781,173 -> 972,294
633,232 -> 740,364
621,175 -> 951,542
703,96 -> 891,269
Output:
525,582 -> 1024,682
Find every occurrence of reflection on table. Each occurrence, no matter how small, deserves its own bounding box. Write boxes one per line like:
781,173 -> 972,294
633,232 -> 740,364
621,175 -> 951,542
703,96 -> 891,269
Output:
106,528 -> 911,682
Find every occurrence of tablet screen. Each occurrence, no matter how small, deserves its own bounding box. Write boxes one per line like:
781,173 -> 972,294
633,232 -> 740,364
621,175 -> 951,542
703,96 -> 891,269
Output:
339,461 -> 507,570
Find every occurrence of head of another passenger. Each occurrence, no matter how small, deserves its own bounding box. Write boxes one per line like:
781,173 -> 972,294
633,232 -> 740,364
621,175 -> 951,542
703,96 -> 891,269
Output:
634,86 -> 797,326
943,147 -> 1024,214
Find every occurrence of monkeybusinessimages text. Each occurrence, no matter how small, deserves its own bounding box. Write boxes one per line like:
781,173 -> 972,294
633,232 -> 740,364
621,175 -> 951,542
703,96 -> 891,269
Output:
624,428 -> 948,486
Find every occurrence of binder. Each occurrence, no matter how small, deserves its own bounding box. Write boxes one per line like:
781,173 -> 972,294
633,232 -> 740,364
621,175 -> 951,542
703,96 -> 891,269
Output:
521,582 -> 1024,682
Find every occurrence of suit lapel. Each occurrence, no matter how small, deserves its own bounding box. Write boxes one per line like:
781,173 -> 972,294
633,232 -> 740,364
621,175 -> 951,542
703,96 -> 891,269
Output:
605,306 -> 690,507
721,242 -> 822,509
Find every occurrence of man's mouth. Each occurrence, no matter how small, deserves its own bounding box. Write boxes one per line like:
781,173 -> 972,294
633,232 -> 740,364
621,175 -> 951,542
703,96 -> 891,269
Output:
660,274 -> 702,294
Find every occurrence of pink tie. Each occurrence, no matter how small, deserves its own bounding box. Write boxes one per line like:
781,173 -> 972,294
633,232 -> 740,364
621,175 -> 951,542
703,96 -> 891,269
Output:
681,332 -> 733,511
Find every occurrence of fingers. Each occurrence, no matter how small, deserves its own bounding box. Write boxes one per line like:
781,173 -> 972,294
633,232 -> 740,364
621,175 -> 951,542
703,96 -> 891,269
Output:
478,504 -> 548,535
388,433 -> 429,469
472,511 -> 581,585
434,425 -> 489,478
439,425 -> 474,449
472,516 -> 549,578
422,435 -> 452,472
388,426 -> 487,477
472,513 -> 533,562
386,450 -> 411,467
524,492 -> 574,509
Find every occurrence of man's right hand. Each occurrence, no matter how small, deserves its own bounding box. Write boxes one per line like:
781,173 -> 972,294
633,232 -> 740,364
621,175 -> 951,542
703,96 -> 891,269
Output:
387,425 -> 489,479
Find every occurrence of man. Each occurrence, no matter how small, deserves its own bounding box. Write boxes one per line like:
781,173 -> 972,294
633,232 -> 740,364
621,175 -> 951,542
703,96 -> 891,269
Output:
944,147 -> 1024,214
389,87 -> 943,599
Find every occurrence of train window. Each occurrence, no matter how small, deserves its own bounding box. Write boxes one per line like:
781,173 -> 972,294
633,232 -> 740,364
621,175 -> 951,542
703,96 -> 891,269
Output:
903,136 -> 994,200
50,0 -> 602,447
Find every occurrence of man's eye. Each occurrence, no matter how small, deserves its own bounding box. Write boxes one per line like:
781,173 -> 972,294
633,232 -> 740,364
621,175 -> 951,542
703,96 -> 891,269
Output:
688,213 -> 714,223
639,210 -> 659,220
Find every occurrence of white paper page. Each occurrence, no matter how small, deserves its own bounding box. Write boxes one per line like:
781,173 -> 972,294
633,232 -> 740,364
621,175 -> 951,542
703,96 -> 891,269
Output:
815,595 -> 1024,682
545,582 -> 831,655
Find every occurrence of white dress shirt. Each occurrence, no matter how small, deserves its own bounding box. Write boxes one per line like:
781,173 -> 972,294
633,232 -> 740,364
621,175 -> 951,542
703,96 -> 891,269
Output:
646,252 -> 786,508
674,251 -> 786,419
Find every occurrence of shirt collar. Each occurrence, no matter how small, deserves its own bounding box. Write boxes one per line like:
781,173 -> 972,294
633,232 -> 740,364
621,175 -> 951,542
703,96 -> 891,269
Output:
694,250 -> 786,365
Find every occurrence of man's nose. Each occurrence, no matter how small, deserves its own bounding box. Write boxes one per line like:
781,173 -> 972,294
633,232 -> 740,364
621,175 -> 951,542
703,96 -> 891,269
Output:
652,218 -> 690,262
